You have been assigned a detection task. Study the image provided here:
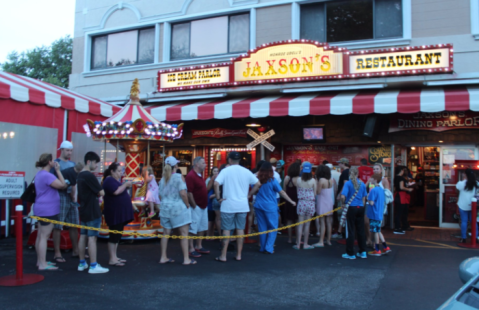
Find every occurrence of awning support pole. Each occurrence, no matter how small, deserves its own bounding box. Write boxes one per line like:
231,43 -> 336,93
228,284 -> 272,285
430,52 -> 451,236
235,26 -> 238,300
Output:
390,144 -> 395,230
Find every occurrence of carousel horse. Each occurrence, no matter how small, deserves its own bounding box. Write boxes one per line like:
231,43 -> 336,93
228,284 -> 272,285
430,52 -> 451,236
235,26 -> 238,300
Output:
131,179 -> 160,229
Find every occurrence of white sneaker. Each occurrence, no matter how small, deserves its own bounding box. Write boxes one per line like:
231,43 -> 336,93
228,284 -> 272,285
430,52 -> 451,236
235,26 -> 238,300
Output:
332,233 -> 341,239
78,262 -> 89,271
88,264 -> 109,274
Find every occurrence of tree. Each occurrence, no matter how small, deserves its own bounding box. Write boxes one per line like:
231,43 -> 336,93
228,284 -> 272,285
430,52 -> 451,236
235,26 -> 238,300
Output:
1,36 -> 72,88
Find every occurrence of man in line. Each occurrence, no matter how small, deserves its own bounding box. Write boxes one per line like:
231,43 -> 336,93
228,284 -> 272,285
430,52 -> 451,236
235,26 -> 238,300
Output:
77,152 -> 109,274
186,156 -> 210,258
51,141 -> 80,262
333,158 -> 351,239
214,152 -> 260,262
358,158 -> 374,246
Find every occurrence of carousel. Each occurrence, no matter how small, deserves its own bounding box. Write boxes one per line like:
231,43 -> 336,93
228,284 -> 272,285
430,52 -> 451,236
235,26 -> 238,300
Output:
85,79 -> 183,239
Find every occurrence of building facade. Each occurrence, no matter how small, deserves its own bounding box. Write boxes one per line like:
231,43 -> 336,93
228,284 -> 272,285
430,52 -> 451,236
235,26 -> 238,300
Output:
71,0 -> 479,228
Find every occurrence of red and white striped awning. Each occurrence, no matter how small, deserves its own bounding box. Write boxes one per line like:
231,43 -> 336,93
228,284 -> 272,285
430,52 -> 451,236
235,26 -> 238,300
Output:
105,101 -> 161,124
146,87 -> 479,121
0,72 -> 120,117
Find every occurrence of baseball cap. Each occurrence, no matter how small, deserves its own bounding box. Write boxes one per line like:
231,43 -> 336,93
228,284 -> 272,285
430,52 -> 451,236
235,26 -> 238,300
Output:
58,141 -> 73,150
302,161 -> 312,173
277,160 -> 285,168
270,158 -> 278,164
228,151 -> 241,160
337,158 -> 349,164
325,163 -> 333,169
165,156 -> 179,166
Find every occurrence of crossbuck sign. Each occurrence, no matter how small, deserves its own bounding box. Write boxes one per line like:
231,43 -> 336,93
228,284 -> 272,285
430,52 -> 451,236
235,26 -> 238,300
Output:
246,129 -> 275,151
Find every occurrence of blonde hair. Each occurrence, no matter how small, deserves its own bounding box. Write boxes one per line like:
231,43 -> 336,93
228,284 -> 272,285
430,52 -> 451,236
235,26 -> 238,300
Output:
163,164 -> 173,185
349,166 -> 360,190
373,163 -> 385,178
142,166 -> 154,177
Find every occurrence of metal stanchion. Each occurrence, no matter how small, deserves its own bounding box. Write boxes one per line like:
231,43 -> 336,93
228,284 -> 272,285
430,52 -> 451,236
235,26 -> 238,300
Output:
458,198 -> 479,249
0,205 -> 44,286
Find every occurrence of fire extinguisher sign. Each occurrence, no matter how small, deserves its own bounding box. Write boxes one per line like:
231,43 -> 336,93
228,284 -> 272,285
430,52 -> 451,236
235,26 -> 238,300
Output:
0,171 -> 25,199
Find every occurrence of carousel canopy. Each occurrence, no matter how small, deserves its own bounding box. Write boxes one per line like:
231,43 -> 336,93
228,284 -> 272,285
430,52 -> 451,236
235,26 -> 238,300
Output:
86,79 -> 183,142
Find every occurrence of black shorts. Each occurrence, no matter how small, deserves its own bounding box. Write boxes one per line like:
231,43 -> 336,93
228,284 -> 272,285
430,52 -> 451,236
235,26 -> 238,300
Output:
208,210 -> 216,222
39,214 -> 59,226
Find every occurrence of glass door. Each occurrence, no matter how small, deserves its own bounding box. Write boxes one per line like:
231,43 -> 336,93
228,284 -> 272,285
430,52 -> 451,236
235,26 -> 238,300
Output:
440,146 -> 478,228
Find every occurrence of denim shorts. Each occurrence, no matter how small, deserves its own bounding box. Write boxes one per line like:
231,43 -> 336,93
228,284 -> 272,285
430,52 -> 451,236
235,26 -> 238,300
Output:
160,207 -> 192,230
38,214 -> 59,226
221,212 -> 247,231
80,217 -> 102,237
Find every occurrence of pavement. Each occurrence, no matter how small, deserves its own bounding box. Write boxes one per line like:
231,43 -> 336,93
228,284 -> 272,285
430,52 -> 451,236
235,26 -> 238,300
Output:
0,228 -> 477,310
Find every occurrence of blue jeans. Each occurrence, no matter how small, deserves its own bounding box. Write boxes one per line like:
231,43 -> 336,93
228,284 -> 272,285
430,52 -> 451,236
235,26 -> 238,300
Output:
255,208 -> 278,254
459,208 -> 479,239
80,217 -> 102,237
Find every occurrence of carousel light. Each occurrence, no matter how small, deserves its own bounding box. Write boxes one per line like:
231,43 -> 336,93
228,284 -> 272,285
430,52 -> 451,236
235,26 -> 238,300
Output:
148,125 -> 153,128
102,131 -> 106,135
110,121 -> 114,125
167,125 -> 171,128
109,130 -> 113,134
126,124 -> 130,128
95,124 -> 100,128
121,131 -> 125,135
102,122 -> 106,126
155,124 -> 159,128
114,131 -> 118,134
118,122 -> 122,126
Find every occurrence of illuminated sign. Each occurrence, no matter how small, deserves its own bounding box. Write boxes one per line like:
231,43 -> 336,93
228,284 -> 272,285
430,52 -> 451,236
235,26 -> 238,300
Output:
350,46 -> 452,75
234,43 -> 344,82
157,41 -> 453,92
389,111 -> 479,132
158,65 -> 230,91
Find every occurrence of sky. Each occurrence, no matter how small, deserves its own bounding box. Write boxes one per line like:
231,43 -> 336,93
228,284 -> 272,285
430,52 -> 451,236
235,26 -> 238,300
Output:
0,0 -> 75,63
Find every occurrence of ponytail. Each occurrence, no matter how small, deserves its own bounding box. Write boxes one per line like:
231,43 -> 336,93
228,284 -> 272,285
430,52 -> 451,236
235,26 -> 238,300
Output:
103,162 -> 120,182
163,164 -> 172,185
349,166 -> 360,190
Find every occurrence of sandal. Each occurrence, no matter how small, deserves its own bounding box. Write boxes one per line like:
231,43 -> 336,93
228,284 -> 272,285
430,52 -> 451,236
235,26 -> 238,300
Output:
148,212 -> 156,218
159,258 -> 175,264
312,243 -> 324,248
39,265 -> 59,271
215,257 -> 227,262
109,262 -> 125,267
118,258 -> 127,263
53,256 -> 66,263
292,245 -> 300,250
183,259 -> 197,265
303,245 -> 315,250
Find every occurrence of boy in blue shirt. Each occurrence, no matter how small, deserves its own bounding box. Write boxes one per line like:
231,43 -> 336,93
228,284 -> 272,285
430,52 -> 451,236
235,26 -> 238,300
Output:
367,174 -> 392,256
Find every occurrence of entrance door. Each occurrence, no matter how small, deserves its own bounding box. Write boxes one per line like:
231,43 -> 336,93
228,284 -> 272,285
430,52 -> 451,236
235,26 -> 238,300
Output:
440,146 -> 478,228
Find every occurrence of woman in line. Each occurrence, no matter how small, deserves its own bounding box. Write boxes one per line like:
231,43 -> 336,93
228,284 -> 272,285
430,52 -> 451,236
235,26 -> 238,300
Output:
313,165 -> 335,247
102,162 -> 134,266
283,162 -> 300,243
248,162 -> 296,254
206,167 -> 219,237
393,166 -> 413,235
34,153 -> 67,270
294,162 -> 317,250
158,156 -> 196,265
341,167 -> 368,259
457,168 -> 479,243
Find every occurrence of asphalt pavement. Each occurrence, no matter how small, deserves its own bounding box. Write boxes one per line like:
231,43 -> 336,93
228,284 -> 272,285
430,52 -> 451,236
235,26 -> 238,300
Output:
0,234 -> 476,310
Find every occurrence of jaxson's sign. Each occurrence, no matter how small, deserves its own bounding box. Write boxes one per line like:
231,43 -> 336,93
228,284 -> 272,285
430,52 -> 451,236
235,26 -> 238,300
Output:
157,40 -> 453,92
389,111 -> 479,132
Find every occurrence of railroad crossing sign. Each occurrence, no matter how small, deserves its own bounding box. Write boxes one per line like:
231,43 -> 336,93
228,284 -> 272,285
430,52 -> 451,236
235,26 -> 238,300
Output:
246,129 -> 275,151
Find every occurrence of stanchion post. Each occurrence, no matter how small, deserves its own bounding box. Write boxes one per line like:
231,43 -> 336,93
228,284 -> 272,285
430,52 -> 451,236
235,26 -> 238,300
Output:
472,198 -> 477,247
0,205 -> 44,286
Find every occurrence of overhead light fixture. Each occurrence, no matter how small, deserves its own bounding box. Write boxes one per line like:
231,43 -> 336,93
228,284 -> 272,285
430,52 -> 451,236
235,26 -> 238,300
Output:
411,146 -> 416,150
425,79 -> 479,86
281,83 -> 387,93
246,123 -> 261,127
377,141 -> 381,143
439,140 -> 444,143
148,93 -> 226,103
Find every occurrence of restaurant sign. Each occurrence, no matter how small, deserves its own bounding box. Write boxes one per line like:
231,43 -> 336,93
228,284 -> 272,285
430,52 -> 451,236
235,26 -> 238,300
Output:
158,41 -> 453,92
389,111 -> 479,132
191,128 -> 247,139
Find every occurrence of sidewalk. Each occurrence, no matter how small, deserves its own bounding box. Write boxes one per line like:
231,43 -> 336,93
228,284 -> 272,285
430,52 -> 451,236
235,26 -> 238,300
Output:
382,226 -> 461,242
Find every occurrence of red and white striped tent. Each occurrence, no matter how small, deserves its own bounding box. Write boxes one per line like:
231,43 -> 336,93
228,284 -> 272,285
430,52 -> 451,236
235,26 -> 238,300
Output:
105,100 -> 161,124
0,71 -> 121,148
146,87 -> 479,121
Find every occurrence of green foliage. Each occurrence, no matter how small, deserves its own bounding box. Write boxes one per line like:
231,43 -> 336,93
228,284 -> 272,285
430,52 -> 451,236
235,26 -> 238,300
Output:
1,36 -> 73,88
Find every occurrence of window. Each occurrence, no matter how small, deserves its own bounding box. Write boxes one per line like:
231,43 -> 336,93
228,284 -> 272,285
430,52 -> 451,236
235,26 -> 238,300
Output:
91,28 -> 155,70
171,14 -> 249,61
300,0 -> 402,43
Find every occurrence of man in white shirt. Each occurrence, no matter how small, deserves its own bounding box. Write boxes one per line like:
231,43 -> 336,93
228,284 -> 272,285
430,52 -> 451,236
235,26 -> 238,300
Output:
214,152 -> 260,262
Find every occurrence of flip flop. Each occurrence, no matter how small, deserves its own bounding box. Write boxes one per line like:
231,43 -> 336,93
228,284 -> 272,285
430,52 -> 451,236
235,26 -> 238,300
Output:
36,261 -> 56,267
234,257 -> 241,261
313,243 -> 324,248
183,259 -> 197,265
215,257 -> 227,262
38,265 -> 59,271
53,256 -> 66,263
159,258 -> 175,264
303,245 -> 315,250
292,245 -> 300,250
148,212 -> 156,218
118,258 -> 127,263
109,262 -> 125,267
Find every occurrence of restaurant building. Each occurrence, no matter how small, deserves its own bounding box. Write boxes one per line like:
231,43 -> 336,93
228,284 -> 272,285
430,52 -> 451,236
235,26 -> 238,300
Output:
70,0 -> 479,228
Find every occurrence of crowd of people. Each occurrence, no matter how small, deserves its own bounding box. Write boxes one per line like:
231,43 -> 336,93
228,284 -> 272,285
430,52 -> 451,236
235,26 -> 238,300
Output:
35,140 -> 461,272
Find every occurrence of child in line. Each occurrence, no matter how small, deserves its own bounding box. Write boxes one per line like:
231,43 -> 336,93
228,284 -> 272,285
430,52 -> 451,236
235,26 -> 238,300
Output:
367,173 -> 392,256
141,166 -> 160,218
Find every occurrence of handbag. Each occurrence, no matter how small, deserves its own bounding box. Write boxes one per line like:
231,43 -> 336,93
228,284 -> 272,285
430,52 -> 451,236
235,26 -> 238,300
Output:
21,178 -> 36,203
339,187 -> 361,227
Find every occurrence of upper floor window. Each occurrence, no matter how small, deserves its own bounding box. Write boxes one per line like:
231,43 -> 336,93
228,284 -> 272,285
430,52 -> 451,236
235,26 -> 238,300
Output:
171,14 -> 249,61
300,0 -> 402,43
91,27 -> 155,70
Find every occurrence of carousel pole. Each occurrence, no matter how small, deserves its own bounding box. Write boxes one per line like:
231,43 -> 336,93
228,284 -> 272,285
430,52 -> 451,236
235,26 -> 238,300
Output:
115,139 -> 119,162
147,140 -> 151,166
104,140 -> 107,171
162,144 -> 165,171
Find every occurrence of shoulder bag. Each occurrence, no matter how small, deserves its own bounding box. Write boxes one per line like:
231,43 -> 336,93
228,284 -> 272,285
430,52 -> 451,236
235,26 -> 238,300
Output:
339,187 -> 361,227
21,178 -> 36,203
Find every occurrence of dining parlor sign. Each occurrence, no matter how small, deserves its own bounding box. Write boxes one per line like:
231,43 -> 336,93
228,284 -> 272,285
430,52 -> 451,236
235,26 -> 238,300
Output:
157,41 -> 453,92
389,111 -> 479,132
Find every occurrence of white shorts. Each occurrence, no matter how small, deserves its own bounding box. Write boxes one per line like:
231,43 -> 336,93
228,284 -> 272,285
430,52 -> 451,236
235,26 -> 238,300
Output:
189,206 -> 208,234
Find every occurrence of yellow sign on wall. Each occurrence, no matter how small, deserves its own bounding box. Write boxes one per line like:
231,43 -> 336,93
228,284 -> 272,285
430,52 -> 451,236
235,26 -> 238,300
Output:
349,48 -> 451,74
159,66 -> 229,90
234,43 -> 344,82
